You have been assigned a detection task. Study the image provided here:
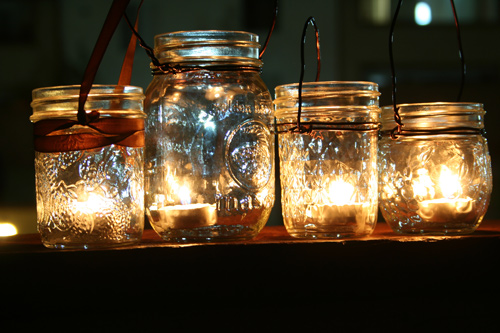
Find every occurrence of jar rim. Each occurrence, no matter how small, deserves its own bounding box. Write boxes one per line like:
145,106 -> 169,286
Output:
155,30 -> 259,41
30,84 -> 145,123
382,102 -> 484,112
32,84 -> 144,104
274,81 -> 380,99
153,30 -> 262,68
380,102 -> 486,133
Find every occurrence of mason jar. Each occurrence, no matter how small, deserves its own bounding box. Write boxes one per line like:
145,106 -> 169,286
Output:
274,81 -> 381,238
144,30 -> 275,242
378,102 -> 492,235
30,85 -> 146,249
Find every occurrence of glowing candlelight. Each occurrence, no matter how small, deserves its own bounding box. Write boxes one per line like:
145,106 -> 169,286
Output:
418,197 -> 474,222
305,179 -> 370,232
68,193 -> 115,233
148,183 -> 217,230
155,203 -> 217,229
413,166 -> 475,222
73,193 -> 113,214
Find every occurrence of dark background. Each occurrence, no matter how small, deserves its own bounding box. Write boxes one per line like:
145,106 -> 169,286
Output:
1,0 -> 499,233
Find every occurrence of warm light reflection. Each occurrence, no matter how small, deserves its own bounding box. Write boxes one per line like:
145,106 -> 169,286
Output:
178,185 -> 191,205
328,179 -> 356,205
412,166 -> 462,200
413,168 -> 435,198
74,193 -> 112,213
439,166 -> 461,198
0,222 -> 18,237
205,86 -> 224,100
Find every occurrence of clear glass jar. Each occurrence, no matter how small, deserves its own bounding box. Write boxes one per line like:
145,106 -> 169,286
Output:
274,81 -> 381,238
144,30 -> 275,242
378,102 -> 492,235
30,85 -> 145,249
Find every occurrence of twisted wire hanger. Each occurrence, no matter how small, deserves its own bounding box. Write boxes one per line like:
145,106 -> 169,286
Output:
289,16 -> 321,134
123,0 -> 279,74
389,0 -> 467,139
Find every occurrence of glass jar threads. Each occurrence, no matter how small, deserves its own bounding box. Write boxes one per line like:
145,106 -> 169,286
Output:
378,102 -> 492,235
275,81 -> 381,238
144,30 -> 275,242
30,85 -> 146,249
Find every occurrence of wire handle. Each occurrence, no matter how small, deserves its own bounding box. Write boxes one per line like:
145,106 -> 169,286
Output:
259,0 -> 279,59
389,0 -> 466,139
290,16 -> 321,134
125,0 -> 279,73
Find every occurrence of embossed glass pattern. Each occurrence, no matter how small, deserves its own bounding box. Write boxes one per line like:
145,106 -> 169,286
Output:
144,31 -> 274,242
378,103 -> 492,235
30,85 -> 145,249
275,82 -> 380,238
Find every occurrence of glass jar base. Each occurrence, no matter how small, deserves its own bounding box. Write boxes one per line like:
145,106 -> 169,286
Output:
286,227 -> 374,239
153,224 -> 262,243
388,226 -> 478,236
42,238 -> 142,250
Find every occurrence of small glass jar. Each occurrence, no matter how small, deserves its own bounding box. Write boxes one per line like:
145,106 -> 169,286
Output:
30,85 -> 146,249
144,30 -> 275,242
378,102 -> 492,235
274,81 -> 381,238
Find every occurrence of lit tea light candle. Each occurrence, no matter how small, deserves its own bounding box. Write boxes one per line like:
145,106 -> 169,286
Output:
149,184 -> 217,229
418,197 -> 475,222
70,193 -> 115,233
305,179 -> 369,231
306,202 -> 368,226
413,166 -> 475,222
155,203 -> 217,229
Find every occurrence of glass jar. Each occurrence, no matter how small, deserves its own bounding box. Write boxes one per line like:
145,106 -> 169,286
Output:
274,81 -> 381,238
144,30 -> 275,242
378,102 -> 492,235
30,85 -> 145,249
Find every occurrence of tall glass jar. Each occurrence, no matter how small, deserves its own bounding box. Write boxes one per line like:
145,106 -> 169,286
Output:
144,30 -> 275,242
274,81 -> 381,238
378,102 -> 492,235
30,85 -> 146,249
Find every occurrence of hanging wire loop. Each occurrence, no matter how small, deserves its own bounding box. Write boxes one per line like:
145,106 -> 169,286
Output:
388,0 -> 403,139
290,16 -> 321,134
388,0 -> 467,140
450,0 -> 466,102
259,0 -> 278,59
124,0 -> 279,74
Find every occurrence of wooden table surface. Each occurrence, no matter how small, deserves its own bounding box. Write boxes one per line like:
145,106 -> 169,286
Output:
1,221 -> 499,331
2,220 -> 500,253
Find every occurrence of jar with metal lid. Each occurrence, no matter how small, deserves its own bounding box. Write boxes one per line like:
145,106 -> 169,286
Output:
144,30 -> 275,242
378,102 -> 492,235
274,81 -> 381,238
30,85 -> 146,249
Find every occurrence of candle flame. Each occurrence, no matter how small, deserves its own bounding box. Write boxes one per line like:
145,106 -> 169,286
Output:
439,165 -> 461,198
328,179 -> 355,205
412,166 -> 462,200
178,185 -> 191,205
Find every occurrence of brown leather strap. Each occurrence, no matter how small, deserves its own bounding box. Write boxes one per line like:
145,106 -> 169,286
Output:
34,118 -> 144,152
118,0 -> 143,86
34,0 -> 146,153
78,0 -> 131,125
